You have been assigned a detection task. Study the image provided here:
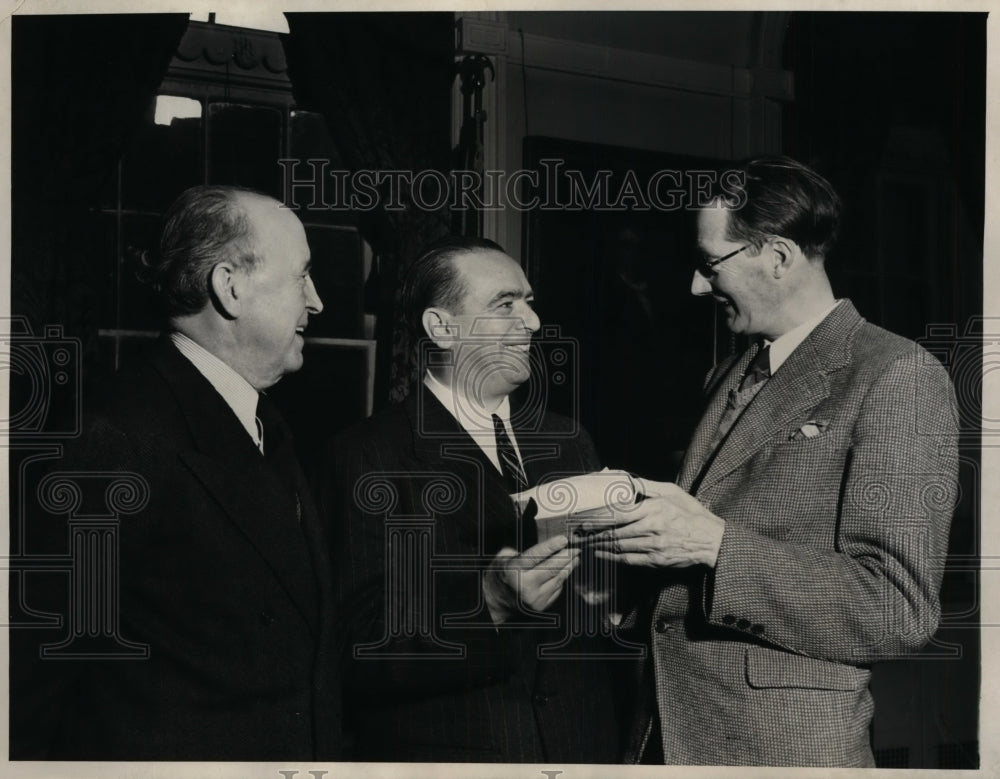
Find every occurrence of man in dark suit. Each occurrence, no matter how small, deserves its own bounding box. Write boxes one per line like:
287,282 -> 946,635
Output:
11,186 -> 341,760
588,158 -> 960,766
323,236 -> 621,762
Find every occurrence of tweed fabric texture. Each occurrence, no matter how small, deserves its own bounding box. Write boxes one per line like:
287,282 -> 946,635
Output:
628,300 -> 959,767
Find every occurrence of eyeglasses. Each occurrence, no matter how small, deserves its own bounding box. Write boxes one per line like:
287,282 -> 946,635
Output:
695,245 -> 748,277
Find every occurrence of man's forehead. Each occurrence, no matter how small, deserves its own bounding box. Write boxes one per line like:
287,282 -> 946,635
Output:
241,193 -> 298,225
241,197 -> 309,269
240,192 -> 302,226
697,206 -> 733,241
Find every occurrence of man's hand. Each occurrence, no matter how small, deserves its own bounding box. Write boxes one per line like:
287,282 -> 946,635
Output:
584,483 -> 725,569
632,476 -> 677,499
483,534 -> 581,625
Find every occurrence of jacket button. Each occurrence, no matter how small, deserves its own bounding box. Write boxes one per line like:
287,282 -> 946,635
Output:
654,618 -> 668,633
722,615 -> 736,625
750,624 -> 764,635
736,618 -> 750,630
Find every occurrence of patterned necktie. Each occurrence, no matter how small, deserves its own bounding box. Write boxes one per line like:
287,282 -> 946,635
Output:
739,342 -> 771,392
492,413 -> 528,495
492,413 -> 536,550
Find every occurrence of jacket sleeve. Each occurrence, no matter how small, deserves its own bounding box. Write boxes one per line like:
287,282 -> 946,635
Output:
703,351 -> 960,664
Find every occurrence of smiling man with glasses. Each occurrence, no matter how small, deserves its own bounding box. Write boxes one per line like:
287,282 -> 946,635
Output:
593,156 -> 960,767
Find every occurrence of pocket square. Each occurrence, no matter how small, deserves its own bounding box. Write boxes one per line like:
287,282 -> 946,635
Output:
790,420 -> 829,440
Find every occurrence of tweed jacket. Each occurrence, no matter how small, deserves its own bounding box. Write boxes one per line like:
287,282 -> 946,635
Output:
10,339 -> 342,760
320,388 -> 622,763
626,300 -> 959,767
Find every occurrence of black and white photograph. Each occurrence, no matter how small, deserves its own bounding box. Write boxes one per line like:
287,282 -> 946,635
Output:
3,3 -> 992,778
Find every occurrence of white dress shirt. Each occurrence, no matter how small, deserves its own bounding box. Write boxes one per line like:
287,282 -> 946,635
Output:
170,332 -> 262,450
423,371 -> 525,476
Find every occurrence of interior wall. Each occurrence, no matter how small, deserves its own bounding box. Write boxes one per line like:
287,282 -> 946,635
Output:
455,11 -> 790,257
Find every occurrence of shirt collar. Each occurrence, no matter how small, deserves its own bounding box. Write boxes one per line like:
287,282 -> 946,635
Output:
765,299 -> 842,375
170,331 -> 261,447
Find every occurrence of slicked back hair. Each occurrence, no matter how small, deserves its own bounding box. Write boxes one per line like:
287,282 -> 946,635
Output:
139,185 -> 265,317
720,156 -> 842,260
400,235 -> 506,340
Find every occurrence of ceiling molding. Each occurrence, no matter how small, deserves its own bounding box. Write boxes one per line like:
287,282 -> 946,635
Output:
458,16 -> 793,102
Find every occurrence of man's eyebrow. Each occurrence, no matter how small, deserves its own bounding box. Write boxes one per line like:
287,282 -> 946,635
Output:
487,289 -> 527,305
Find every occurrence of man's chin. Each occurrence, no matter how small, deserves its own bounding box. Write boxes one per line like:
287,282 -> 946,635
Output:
282,351 -> 305,376
479,368 -> 529,400
723,307 -> 744,332
499,368 -> 531,392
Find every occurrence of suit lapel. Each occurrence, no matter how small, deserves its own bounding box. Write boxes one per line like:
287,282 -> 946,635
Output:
695,361 -> 829,495
406,389 -> 520,553
676,353 -> 749,491
511,405 -> 561,487
691,301 -> 864,495
407,387 -> 500,480
149,339 -> 319,634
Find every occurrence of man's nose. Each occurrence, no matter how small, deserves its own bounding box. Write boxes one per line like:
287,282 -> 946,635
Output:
521,304 -> 541,333
305,275 -> 324,314
691,270 -> 713,296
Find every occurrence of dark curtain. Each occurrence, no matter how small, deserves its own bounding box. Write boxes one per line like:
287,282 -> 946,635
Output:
12,14 -> 188,347
282,13 -> 454,405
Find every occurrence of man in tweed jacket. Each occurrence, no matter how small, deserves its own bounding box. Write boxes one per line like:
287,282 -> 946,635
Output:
589,157 -> 959,766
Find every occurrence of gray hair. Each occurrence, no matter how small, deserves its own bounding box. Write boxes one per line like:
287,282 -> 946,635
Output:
139,185 -> 265,317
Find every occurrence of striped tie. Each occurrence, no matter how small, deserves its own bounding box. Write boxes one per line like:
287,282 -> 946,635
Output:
492,414 -> 528,495
492,414 -> 536,550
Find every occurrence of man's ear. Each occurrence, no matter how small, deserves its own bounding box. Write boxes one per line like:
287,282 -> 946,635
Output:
421,307 -> 456,349
768,237 -> 799,279
208,262 -> 242,318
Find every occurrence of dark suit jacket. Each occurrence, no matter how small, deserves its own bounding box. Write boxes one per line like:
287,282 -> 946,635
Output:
624,300 -> 959,767
321,387 -> 622,762
10,338 -> 341,760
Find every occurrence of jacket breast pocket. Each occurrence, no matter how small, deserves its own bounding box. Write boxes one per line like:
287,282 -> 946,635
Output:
769,426 -> 837,452
745,645 -> 869,692
756,430 -> 843,486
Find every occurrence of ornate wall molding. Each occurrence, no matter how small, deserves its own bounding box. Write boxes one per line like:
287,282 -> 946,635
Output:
171,21 -> 290,91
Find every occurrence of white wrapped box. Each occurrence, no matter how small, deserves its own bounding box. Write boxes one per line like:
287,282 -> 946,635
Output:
512,469 -> 639,542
